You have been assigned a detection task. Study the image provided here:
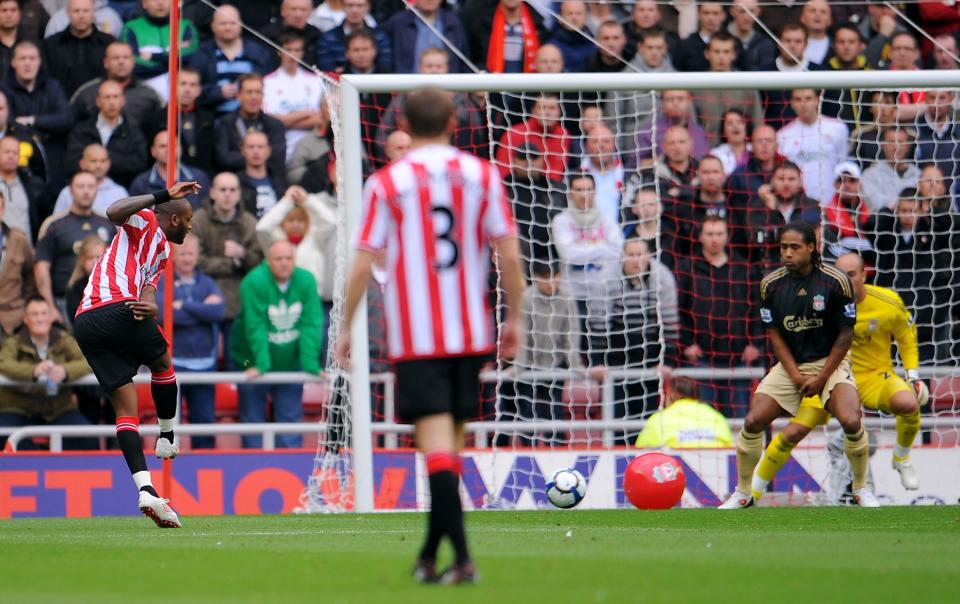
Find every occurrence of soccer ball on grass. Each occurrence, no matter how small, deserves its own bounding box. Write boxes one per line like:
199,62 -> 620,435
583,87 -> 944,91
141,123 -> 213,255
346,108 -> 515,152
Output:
545,468 -> 588,509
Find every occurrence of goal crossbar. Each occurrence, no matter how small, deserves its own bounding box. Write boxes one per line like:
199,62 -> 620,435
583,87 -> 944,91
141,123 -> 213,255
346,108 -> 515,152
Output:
340,70 -> 960,94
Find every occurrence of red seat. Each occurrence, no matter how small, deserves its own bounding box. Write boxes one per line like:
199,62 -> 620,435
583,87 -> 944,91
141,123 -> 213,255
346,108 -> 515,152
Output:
215,383 -> 238,417
137,383 -> 155,420
303,382 -> 330,420
930,377 -> 960,412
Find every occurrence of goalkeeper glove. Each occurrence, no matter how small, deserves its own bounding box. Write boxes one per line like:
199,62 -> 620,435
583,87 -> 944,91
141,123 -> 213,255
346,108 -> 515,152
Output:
906,369 -> 930,407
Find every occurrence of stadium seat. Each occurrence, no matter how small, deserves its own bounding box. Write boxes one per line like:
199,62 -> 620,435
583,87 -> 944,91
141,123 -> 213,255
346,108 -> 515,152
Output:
930,377 -> 960,412
303,382 -> 331,421
215,383 -> 239,419
137,383 -> 155,421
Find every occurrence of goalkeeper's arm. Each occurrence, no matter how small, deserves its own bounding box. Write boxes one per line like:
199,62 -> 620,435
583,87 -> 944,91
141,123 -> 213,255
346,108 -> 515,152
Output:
892,301 -> 929,406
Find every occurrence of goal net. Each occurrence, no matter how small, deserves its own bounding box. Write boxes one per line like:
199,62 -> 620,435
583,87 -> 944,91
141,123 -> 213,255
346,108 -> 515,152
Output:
301,70 -> 960,512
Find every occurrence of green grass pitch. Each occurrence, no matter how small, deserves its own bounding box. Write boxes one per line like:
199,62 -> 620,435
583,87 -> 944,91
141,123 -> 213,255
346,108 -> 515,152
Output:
2,507 -> 958,604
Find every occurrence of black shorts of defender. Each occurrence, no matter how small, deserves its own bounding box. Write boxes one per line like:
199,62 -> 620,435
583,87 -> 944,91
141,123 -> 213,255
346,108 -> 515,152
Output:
394,355 -> 485,423
74,302 -> 169,394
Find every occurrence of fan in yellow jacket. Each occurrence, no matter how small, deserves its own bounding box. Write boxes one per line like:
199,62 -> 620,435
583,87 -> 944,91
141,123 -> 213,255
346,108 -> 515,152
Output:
635,377 -> 734,449
750,253 -> 929,500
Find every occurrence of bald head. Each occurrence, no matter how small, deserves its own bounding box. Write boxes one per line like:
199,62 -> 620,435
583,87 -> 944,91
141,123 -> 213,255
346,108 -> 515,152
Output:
212,4 -> 241,43
155,198 -> 191,217
535,44 -> 564,73
835,252 -> 866,300
267,239 -> 297,283
97,79 -> 125,120
836,252 -> 864,272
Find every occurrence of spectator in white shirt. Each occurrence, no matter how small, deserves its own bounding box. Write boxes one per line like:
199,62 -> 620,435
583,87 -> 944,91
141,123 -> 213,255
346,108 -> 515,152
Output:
777,87 -> 849,206
800,0 -> 831,65
262,31 -> 324,163
309,0 -> 376,33
861,127 -> 921,211
580,124 -> 623,226
551,173 -> 623,356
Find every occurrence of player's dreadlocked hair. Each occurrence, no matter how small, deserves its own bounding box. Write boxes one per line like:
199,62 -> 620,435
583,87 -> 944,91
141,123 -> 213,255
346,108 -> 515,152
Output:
782,220 -> 822,266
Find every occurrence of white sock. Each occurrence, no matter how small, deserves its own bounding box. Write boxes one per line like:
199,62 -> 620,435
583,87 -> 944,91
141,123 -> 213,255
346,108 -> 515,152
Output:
132,470 -> 153,490
158,418 -> 175,435
751,472 -> 769,497
893,445 -> 911,460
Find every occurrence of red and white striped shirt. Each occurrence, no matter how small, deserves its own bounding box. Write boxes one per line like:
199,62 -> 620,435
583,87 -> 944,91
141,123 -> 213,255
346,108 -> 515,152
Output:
76,209 -> 170,316
357,144 -> 516,361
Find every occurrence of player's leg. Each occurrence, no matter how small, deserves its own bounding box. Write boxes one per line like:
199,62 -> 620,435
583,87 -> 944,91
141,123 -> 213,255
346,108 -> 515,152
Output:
720,362 -> 805,508
396,358 -> 465,583
430,356 -> 487,584
719,391 -> 785,509
414,413 -> 464,580
884,378 -> 921,489
824,382 -> 878,507
109,382 -> 181,527
74,305 -> 181,526
147,353 -> 179,459
751,399 -> 828,501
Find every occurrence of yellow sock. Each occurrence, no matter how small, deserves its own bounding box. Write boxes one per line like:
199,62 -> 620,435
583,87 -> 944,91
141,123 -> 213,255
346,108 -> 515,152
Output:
752,433 -> 796,500
894,412 -> 921,461
844,428 -> 870,490
736,429 -> 764,494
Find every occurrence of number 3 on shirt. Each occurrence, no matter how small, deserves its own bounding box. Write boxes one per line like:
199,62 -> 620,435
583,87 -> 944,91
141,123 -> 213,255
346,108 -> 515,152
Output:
431,206 -> 459,270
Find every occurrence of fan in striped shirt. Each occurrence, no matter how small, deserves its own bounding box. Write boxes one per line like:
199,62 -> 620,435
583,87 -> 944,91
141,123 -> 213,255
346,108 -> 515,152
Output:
73,181 -> 201,529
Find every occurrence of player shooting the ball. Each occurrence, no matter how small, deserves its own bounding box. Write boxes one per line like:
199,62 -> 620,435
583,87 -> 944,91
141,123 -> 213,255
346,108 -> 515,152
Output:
73,181 -> 202,528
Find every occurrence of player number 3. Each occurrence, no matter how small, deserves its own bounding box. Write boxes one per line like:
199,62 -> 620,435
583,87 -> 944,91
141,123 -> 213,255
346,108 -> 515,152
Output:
431,206 -> 460,270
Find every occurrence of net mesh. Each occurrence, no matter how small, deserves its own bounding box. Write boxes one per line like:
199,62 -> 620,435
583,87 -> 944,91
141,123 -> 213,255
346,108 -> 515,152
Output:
301,72 -> 960,510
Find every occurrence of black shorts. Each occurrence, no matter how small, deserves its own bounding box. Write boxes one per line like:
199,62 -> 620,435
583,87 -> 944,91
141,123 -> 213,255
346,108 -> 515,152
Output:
394,355 -> 486,423
73,302 -> 169,393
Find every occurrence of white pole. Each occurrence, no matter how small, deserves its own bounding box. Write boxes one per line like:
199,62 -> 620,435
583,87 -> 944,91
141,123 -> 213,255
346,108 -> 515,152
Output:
343,70 -> 960,93
341,79 -> 375,513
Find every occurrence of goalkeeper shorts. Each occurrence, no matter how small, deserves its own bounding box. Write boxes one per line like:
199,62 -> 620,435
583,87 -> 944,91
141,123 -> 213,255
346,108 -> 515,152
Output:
856,368 -> 912,414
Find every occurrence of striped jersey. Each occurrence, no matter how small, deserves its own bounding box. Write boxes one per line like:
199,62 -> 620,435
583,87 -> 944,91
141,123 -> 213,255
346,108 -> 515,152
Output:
357,144 -> 516,361
76,209 -> 170,316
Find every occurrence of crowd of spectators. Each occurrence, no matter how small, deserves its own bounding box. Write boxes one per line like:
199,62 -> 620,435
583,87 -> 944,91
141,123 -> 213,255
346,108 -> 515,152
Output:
1,0 -> 959,451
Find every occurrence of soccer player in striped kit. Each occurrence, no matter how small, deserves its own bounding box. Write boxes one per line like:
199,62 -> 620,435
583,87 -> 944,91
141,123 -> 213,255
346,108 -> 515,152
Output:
337,88 -> 525,584
73,181 -> 201,528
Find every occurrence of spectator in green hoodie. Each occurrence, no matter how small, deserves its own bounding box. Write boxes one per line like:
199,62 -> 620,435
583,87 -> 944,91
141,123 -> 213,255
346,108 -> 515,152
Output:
231,239 -> 322,448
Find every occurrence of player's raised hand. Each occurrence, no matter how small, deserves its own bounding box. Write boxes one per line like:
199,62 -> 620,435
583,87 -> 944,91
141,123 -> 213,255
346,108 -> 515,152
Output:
168,181 -> 202,200
127,300 -> 158,320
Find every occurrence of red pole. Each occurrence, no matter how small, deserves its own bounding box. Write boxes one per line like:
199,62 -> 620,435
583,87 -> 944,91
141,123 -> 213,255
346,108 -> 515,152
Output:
162,0 -> 181,497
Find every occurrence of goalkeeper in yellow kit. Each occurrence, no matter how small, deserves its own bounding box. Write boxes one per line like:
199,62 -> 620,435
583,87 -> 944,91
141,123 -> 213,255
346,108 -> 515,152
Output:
750,252 -> 929,500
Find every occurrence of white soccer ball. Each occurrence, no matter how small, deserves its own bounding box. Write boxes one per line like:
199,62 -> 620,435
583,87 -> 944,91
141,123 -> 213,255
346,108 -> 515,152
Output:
545,468 -> 588,509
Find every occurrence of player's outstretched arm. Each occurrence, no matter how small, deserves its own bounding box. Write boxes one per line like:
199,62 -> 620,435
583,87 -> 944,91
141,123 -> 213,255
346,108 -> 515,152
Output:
105,182 -> 202,226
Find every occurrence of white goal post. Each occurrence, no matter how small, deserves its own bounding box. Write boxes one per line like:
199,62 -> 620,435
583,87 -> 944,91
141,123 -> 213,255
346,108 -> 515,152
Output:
337,70 -> 960,513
